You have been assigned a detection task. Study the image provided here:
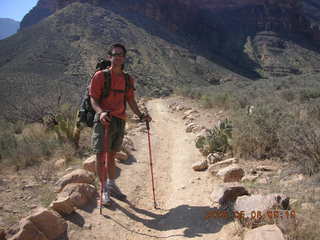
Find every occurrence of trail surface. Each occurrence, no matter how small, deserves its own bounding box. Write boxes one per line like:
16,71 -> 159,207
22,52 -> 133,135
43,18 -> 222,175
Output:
68,98 -> 238,240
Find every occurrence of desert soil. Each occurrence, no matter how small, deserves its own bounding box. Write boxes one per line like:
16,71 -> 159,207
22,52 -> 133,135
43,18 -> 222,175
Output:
66,97 -> 240,240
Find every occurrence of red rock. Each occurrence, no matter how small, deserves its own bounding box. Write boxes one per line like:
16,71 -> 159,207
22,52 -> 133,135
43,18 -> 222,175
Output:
244,225 -> 285,240
55,169 -> 95,192
27,208 -> 67,240
9,219 -> 48,240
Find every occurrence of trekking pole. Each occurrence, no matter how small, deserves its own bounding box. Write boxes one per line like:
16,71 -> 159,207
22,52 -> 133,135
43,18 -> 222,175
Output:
146,120 -> 157,209
99,161 -> 106,215
99,123 -> 110,215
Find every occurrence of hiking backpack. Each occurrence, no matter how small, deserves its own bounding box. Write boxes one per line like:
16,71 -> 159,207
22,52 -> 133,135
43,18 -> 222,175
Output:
78,59 -> 131,127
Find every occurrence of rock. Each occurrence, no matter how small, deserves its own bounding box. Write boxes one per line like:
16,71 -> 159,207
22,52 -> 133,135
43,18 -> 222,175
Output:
115,151 -> 129,162
192,159 -> 208,171
210,183 -> 249,206
83,223 -> 92,230
65,167 -> 74,172
54,158 -> 67,169
58,183 -> 97,209
234,194 -> 290,227
244,225 -> 285,240
26,208 -> 67,240
257,176 -> 271,184
55,169 -> 95,192
82,155 -> 96,173
208,158 -> 239,175
207,152 -> 224,164
9,219 -> 48,240
50,197 -> 75,215
184,109 -> 198,116
195,128 -> 210,139
301,202 -> 314,210
186,123 -> 196,133
191,125 -> 202,133
217,164 -> 245,182
122,136 -> 135,153
51,183 -> 97,215
241,174 -> 260,182
275,214 -> 297,235
255,165 -> 275,172
176,105 -> 184,111
184,118 -> 193,126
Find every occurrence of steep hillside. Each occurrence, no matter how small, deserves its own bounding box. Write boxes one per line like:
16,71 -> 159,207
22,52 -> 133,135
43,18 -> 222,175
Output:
20,0 -> 320,78
0,18 -> 19,40
0,2 -> 240,122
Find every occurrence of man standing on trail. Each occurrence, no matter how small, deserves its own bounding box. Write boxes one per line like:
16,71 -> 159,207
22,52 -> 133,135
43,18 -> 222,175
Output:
89,43 -> 151,206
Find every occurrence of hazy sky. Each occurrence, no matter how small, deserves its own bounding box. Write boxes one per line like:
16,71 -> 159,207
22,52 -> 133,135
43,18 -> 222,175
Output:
0,0 -> 38,22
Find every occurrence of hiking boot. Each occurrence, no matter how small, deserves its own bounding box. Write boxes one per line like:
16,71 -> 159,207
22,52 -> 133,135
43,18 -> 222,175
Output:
108,183 -> 127,200
102,190 -> 111,207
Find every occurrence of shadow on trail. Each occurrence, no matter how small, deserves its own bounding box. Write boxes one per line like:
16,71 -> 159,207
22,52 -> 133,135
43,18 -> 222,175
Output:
104,201 -> 232,238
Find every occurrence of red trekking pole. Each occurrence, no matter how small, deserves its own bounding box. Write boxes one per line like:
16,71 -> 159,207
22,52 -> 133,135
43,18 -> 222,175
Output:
146,120 -> 157,209
99,122 -> 110,215
99,160 -> 107,215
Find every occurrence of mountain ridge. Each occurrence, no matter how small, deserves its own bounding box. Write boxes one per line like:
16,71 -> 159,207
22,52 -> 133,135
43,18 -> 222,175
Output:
0,18 -> 20,40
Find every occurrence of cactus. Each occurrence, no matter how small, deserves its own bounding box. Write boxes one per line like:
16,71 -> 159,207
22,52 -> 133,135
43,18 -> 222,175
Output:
195,119 -> 232,155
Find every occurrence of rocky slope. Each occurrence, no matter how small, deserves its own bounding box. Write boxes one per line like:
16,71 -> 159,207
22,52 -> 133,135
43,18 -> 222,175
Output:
2,0 -> 320,122
19,0 -> 320,78
1,2 -> 240,122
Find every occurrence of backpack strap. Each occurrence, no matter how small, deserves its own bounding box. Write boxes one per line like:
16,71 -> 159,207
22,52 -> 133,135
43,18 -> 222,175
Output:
102,69 -> 111,100
101,70 -> 133,110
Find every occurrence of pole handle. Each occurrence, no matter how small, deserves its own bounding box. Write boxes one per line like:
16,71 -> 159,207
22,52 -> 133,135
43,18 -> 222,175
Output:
146,119 -> 150,130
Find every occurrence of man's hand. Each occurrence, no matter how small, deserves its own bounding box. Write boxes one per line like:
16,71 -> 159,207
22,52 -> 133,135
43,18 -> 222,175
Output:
140,113 -> 152,122
99,111 -> 111,126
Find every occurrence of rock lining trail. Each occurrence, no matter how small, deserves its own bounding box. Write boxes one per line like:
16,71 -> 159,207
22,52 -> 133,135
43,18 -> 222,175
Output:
67,98 -> 239,240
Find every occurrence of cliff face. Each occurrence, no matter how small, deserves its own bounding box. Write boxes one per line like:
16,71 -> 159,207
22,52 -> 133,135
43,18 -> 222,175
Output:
19,0 -> 320,77
21,0 -> 319,41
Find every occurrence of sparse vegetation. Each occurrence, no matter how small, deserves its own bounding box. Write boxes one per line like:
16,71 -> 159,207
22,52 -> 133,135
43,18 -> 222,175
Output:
196,118 -> 232,156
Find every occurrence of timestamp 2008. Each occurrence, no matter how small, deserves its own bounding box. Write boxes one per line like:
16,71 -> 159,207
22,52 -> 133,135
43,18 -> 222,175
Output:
204,209 -> 296,220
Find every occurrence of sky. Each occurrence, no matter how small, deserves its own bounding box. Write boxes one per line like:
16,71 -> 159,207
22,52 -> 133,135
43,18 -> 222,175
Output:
0,0 -> 38,22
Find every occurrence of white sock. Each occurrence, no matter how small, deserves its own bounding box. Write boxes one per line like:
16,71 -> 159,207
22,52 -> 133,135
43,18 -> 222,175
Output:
107,179 -> 115,186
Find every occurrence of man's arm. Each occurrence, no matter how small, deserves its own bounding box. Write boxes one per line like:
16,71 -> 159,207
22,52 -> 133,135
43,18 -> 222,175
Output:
90,97 -> 110,123
127,97 -> 143,119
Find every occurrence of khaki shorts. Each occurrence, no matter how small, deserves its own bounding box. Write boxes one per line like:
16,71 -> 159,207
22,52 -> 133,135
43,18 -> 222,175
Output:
91,114 -> 126,153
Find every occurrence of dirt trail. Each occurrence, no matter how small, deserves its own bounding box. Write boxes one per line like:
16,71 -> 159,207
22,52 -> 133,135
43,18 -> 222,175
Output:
68,98 -> 238,240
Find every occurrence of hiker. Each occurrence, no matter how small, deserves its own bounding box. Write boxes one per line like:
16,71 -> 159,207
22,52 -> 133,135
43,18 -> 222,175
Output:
73,59 -> 111,149
89,43 -> 151,206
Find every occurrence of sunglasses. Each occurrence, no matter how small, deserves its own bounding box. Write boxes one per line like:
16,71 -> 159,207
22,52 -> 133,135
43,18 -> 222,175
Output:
110,53 -> 125,57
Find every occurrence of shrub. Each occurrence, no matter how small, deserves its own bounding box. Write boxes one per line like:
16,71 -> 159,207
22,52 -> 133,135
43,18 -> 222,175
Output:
196,119 -> 232,155
232,101 -> 292,159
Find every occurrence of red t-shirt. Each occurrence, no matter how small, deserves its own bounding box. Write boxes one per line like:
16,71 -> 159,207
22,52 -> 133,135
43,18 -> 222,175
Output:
89,69 -> 135,120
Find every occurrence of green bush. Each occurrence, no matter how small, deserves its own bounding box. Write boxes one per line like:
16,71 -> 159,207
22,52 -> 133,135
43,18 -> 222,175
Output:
196,119 -> 232,155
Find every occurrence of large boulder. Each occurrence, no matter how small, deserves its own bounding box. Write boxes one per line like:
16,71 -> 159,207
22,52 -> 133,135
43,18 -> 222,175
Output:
9,208 -> 68,240
208,158 -> 239,175
82,155 -> 96,173
55,169 -> 95,192
192,159 -> 208,171
51,183 -> 97,215
50,196 -> 75,215
210,183 -> 249,206
234,194 -> 290,227
9,219 -> 48,240
244,225 -> 285,240
217,164 -> 244,182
